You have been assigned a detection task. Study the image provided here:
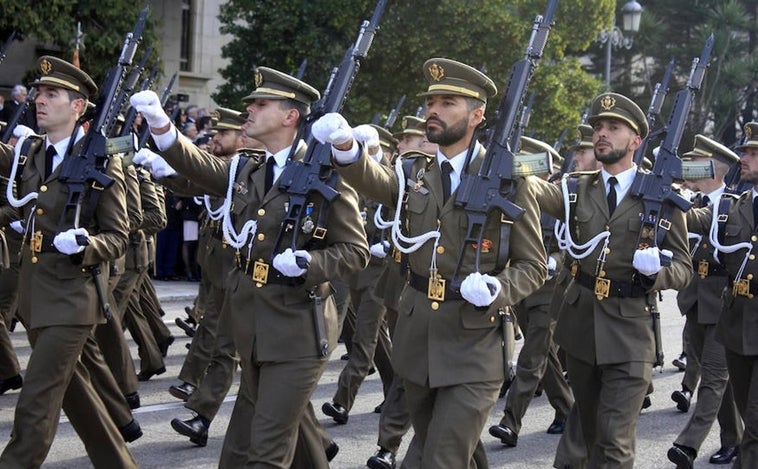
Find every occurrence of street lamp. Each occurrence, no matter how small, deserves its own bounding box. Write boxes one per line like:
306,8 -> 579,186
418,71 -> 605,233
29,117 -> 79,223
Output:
597,1 -> 643,90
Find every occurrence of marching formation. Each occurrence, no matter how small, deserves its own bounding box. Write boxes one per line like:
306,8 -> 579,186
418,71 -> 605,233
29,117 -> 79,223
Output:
1,3 -> 758,469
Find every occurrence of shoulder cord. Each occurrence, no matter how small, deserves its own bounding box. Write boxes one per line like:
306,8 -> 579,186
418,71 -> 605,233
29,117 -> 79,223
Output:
7,136 -> 40,208
203,194 -> 224,221
687,232 -> 703,257
554,174 -> 610,260
708,193 -> 752,279
220,154 -> 257,253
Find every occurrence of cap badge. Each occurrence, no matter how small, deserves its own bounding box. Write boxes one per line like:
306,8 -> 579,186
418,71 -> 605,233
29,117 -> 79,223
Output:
254,70 -> 263,88
401,117 -> 408,130
599,95 -> 616,111
428,63 -> 445,82
746,125 -> 753,139
40,58 -> 53,75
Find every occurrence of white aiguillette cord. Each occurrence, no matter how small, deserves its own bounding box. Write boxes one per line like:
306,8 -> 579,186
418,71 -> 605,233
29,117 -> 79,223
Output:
708,193 -> 753,280
554,174 -> 611,260
220,154 -> 257,254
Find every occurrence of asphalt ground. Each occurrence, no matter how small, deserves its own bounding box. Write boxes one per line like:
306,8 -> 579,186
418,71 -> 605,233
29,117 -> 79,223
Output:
0,283 -> 729,468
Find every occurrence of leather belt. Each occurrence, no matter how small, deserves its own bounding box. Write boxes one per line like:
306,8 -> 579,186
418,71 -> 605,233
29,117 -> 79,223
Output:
695,259 -> 727,278
573,269 -> 647,300
236,256 -> 305,286
408,270 -> 462,301
729,276 -> 758,299
26,229 -> 60,254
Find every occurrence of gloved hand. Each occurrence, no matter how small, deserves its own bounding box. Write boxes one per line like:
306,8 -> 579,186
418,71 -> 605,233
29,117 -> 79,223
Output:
151,156 -> 178,179
273,248 -> 312,277
633,247 -> 672,276
9,220 -> 24,234
129,90 -> 171,129
53,228 -> 89,255
369,241 -> 390,259
353,124 -> 381,156
132,148 -> 159,167
13,124 -> 35,140
312,113 -> 353,147
460,272 -> 501,307
547,255 -> 558,278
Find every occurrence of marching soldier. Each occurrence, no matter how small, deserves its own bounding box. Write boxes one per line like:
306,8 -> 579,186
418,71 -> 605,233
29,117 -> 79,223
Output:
666,134 -> 742,468
318,58 -> 546,468
686,121 -> 758,468
534,92 -> 692,467
130,66 -> 368,468
0,56 -> 136,467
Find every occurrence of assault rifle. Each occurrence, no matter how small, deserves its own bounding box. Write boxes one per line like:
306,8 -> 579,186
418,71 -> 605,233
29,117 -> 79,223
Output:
274,0 -> 387,258
57,6 -> 148,230
451,0 -> 557,287
138,71 -> 177,150
384,94 -> 406,130
117,48 -> 155,137
633,58 -> 675,167
0,31 -> 16,65
629,34 -> 714,368
509,91 -> 535,152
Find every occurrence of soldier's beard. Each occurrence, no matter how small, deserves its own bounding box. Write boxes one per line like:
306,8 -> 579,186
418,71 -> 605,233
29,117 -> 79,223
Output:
426,117 -> 468,147
595,147 -> 626,165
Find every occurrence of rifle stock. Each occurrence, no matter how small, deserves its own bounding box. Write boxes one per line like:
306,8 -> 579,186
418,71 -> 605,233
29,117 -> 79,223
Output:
0,31 -> 16,66
451,0 -> 557,286
633,58 -> 675,167
274,0 -> 387,257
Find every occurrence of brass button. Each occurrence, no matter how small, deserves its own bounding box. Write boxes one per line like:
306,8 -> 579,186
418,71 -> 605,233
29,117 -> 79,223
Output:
752,235 -> 758,242
750,294 -> 755,300
40,185 -> 47,192
436,246 -> 445,254
750,254 -> 756,261
256,283 -> 263,288
431,301 -> 439,310
81,268 -> 87,273
701,243 -> 708,249
748,274 -> 754,280
604,248 -> 611,254
31,256 -> 38,264
258,209 -> 265,217
644,306 -> 650,312
489,316 -> 495,323
599,270 -> 606,277
257,233 -> 265,241
35,208 -> 44,216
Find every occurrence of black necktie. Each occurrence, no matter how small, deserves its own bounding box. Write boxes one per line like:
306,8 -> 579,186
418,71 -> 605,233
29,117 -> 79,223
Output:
264,157 -> 276,193
753,196 -> 758,229
441,160 -> 453,204
607,176 -> 618,215
44,146 -> 56,179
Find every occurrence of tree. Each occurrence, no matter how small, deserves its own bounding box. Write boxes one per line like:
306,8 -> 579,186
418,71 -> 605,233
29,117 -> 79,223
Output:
0,1 -> 160,90
215,0 -> 614,146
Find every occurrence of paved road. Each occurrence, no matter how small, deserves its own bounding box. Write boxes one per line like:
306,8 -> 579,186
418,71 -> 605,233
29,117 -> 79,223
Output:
0,283 -> 728,468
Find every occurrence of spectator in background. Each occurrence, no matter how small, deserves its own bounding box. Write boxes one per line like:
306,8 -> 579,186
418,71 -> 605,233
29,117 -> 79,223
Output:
155,190 -> 183,281
0,85 -> 36,130
185,104 -> 198,125
182,122 -> 198,141
177,196 -> 201,281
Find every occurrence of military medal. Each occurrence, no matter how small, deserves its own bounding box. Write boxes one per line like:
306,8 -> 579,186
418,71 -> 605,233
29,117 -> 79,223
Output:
30,231 -> 43,253
253,258 -> 269,286
427,268 -> 446,302
407,168 -> 429,194
733,278 -> 751,297
698,259 -> 709,279
233,182 -> 248,194
301,204 -> 315,235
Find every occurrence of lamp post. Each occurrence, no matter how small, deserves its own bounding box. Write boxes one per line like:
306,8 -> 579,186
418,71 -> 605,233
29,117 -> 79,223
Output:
597,1 -> 643,90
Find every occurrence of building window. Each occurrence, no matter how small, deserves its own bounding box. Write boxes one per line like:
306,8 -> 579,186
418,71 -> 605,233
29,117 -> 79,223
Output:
180,0 -> 193,71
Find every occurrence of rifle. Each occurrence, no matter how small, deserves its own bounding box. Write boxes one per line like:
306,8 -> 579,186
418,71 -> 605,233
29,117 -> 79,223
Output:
138,71 -> 178,150
0,87 -> 36,144
628,34 -> 714,368
384,94 -> 406,130
274,0 -> 387,260
0,31 -> 16,65
723,160 -> 752,194
451,0 -> 557,288
633,58 -> 675,167
295,58 -> 308,80
509,91 -> 535,152
121,63 -> 158,138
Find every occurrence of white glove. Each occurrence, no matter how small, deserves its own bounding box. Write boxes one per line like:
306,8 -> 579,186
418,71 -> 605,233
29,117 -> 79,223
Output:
129,90 -> 170,129
53,228 -> 89,255
312,113 -> 353,146
369,241 -> 390,259
9,220 -> 24,234
633,247 -> 672,277
353,124 -> 380,149
132,148 -> 159,167
272,248 -> 311,277
547,256 -> 558,278
460,272 -> 502,307
12,124 -> 35,140
151,156 -> 177,179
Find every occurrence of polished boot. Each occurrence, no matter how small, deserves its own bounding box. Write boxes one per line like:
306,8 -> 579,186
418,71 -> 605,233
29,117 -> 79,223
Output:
124,392 -> 141,410
709,446 -> 738,464
175,317 -> 196,337
322,401 -> 349,424
0,374 -> 23,395
137,366 -> 166,382
489,423 -> 518,447
367,448 -> 396,469
119,419 -> 143,443
546,419 -> 566,434
169,382 -> 196,401
671,388 -> 692,413
667,444 -> 695,469
171,415 -> 209,446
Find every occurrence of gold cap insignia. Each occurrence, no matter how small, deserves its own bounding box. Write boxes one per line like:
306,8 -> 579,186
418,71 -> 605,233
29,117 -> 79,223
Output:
428,63 -> 445,82
600,95 -> 616,111
211,110 -> 221,120
746,125 -> 753,139
40,58 -> 53,75
401,117 -> 409,130
254,70 -> 263,88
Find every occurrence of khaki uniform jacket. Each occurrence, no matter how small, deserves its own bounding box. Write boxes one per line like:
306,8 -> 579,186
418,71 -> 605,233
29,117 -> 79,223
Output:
158,135 -> 369,362
336,147 -> 546,388
534,172 -> 692,365
688,191 -> 758,355
0,138 -> 128,329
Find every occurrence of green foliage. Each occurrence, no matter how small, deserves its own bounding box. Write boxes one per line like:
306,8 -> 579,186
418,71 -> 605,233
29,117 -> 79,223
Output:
215,0 -> 611,146
0,1 -> 161,91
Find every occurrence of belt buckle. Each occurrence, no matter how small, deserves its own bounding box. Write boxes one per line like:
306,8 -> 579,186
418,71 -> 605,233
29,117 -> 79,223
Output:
733,279 -> 750,297
252,259 -> 269,286
698,260 -> 709,279
427,275 -> 446,302
312,227 -> 327,240
30,231 -> 43,253
393,247 -> 401,264
595,277 -> 611,300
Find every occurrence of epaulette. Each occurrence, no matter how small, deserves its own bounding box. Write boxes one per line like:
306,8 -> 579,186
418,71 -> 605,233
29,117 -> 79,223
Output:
566,169 -> 600,178
238,147 -> 266,163
16,135 -> 44,184
716,192 -> 741,245
397,150 -> 434,160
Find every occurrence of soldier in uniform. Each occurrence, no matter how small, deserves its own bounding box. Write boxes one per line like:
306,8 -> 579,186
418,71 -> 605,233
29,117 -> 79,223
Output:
318,58 -> 546,468
489,136 -> 573,447
534,92 -> 692,468
686,121 -> 758,468
666,135 -> 742,468
322,123 -> 395,425
130,66 -> 368,468
0,56 -> 136,468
